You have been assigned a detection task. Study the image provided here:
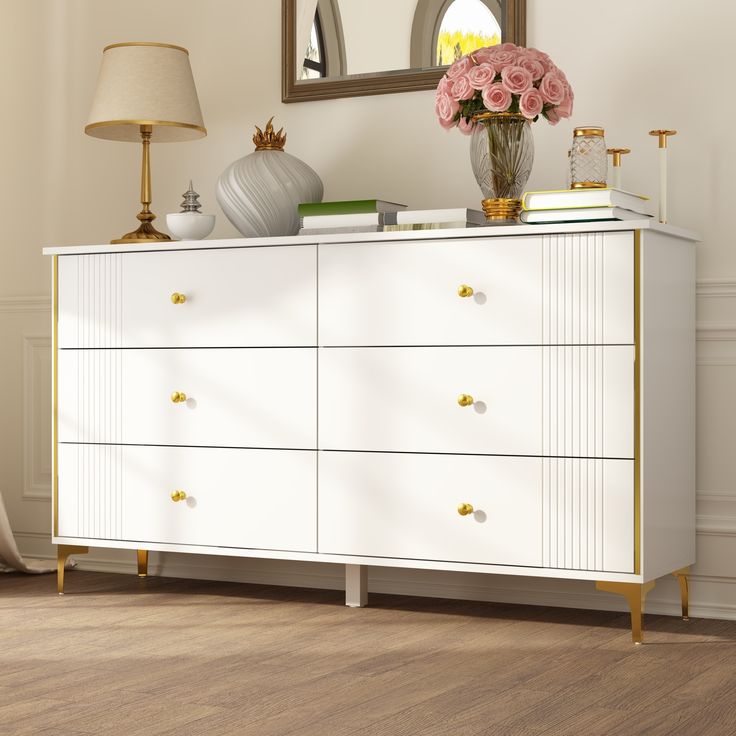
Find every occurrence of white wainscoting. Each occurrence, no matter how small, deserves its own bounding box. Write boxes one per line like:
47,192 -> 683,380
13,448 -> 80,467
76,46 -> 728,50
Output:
5,283 -> 736,620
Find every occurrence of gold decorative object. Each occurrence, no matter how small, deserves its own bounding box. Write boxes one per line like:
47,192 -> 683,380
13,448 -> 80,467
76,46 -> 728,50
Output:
606,147 -> 630,189
170,391 -> 187,403
457,503 -> 474,516
253,116 -> 287,151
648,129 -> 677,223
137,550 -> 149,578
457,394 -> 474,407
170,292 -> 187,304
57,545 -> 89,595
672,567 -> 691,621
171,490 -> 187,502
85,42 -> 207,244
457,284 -> 474,298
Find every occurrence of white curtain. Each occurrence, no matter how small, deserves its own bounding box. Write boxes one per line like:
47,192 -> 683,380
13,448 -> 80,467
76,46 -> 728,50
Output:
296,0 -> 320,67
0,491 -> 55,573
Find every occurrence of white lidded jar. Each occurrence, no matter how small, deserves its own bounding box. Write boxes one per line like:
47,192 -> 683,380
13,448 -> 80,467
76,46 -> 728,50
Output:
217,117 -> 323,237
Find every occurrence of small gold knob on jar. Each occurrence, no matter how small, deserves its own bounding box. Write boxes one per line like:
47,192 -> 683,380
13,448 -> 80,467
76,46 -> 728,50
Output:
171,292 -> 187,304
457,394 -> 474,407
457,503 -> 474,516
170,391 -> 187,403
171,490 -> 187,502
457,284 -> 474,298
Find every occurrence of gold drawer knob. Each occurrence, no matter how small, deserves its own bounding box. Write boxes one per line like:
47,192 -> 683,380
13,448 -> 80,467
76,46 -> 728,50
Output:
457,503 -> 474,516
170,391 -> 187,403
457,284 -> 474,298
171,292 -> 187,304
171,490 -> 187,502
457,394 -> 474,407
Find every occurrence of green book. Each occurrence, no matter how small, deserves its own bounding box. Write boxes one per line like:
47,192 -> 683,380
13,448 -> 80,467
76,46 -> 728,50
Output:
298,199 -> 407,216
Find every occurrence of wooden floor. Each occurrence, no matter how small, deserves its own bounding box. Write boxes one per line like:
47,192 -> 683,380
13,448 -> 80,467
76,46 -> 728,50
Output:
1,571 -> 736,736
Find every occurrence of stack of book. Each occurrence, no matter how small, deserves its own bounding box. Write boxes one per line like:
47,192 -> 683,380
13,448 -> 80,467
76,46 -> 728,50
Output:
298,200 -> 407,235
520,188 -> 652,224
298,201 -> 486,235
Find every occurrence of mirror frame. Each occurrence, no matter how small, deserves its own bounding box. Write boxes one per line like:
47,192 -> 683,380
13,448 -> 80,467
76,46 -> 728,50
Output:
282,0 -> 526,103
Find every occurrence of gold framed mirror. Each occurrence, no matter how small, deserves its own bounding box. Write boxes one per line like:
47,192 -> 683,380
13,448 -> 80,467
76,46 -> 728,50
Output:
282,0 -> 526,103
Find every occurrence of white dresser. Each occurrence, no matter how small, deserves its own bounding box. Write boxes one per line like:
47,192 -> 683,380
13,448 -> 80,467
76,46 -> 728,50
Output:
45,220 -> 696,643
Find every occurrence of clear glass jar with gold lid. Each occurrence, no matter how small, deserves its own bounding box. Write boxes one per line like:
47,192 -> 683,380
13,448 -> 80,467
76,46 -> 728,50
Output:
570,126 -> 607,188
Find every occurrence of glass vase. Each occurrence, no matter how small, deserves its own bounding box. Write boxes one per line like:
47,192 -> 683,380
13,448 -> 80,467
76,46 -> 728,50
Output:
470,112 -> 534,221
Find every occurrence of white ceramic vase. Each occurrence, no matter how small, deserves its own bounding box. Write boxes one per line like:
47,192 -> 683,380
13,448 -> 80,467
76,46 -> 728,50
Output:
216,118 -> 323,237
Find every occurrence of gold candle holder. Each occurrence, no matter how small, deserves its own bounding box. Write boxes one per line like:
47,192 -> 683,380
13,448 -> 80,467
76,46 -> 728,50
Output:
606,147 -> 630,190
649,130 -> 677,223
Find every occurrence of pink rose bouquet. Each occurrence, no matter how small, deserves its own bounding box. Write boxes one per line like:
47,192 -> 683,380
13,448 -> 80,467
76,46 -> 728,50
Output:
435,43 -> 573,132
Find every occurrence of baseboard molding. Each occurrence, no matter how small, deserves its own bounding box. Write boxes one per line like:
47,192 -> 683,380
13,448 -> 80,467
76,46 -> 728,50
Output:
15,535 -> 736,622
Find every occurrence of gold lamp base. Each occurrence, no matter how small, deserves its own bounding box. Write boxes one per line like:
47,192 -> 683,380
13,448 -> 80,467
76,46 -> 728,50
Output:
111,124 -> 172,245
481,198 -> 522,222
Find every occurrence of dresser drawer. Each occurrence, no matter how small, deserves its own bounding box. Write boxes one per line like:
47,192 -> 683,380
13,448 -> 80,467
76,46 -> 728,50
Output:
319,346 -> 634,458
58,245 -> 316,348
319,452 -> 634,572
58,445 -> 316,551
58,348 -> 316,449
319,233 -> 633,346
319,452 -> 543,566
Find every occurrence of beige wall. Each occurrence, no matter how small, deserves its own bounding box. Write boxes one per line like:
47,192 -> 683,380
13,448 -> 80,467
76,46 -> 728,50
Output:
2,0 -> 736,618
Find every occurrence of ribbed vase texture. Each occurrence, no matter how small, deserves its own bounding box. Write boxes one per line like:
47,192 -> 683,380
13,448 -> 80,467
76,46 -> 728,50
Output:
470,115 -> 534,200
216,150 -> 323,237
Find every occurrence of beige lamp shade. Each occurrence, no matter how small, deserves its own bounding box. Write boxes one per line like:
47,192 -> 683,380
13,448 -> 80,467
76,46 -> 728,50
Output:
85,42 -> 206,142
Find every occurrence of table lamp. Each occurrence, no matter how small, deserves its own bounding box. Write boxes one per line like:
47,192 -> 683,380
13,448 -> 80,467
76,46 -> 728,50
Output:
85,42 -> 207,244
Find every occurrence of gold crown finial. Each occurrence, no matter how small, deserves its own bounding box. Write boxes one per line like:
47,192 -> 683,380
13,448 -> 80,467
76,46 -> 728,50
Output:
253,116 -> 286,151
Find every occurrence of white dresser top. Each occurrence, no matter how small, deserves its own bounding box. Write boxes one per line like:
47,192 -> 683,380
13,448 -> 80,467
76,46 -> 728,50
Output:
43,218 -> 698,256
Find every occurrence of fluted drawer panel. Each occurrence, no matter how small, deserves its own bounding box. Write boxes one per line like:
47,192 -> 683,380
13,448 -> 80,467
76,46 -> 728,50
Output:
542,231 -> 633,345
58,444 -> 316,551
542,458 -> 634,573
58,348 -> 316,449
58,245 -> 316,348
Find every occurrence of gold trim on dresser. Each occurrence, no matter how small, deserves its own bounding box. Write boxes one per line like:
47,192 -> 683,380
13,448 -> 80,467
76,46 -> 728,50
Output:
596,579 -> 655,645
52,256 -> 58,537
57,545 -> 89,595
634,230 -> 641,574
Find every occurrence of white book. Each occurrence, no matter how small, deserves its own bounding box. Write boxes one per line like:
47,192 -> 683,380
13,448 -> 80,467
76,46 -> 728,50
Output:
395,208 -> 486,226
384,221 -> 482,232
299,225 -> 383,235
522,188 -> 650,213
520,207 -> 653,224
299,212 -> 398,228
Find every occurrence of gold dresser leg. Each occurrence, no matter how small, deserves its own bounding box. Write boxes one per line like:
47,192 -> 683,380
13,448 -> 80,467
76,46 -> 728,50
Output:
672,567 -> 691,621
57,545 -> 89,595
596,580 -> 656,645
137,550 -> 149,578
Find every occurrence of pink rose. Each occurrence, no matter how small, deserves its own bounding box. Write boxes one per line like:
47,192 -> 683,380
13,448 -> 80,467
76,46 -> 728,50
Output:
497,42 -> 519,52
525,47 -> 554,73
449,73 -> 474,102
458,117 -> 474,136
467,63 -> 496,90
447,55 -> 473,79
484,49 -> 518,72
435,92 -> 459,129
435,75 -> 451,97
519,88 -> 544,118
544,107 -> 561,125
556,89 -> 573,118
500,65 -> 533,94
471,46 -> 496,64
516,54 -> 545,81
482,82 -> 512,112
538,72 -> 566,105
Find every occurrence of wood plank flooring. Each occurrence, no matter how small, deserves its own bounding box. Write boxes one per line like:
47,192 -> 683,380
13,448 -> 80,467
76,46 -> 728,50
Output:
1,570 -> 735,735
